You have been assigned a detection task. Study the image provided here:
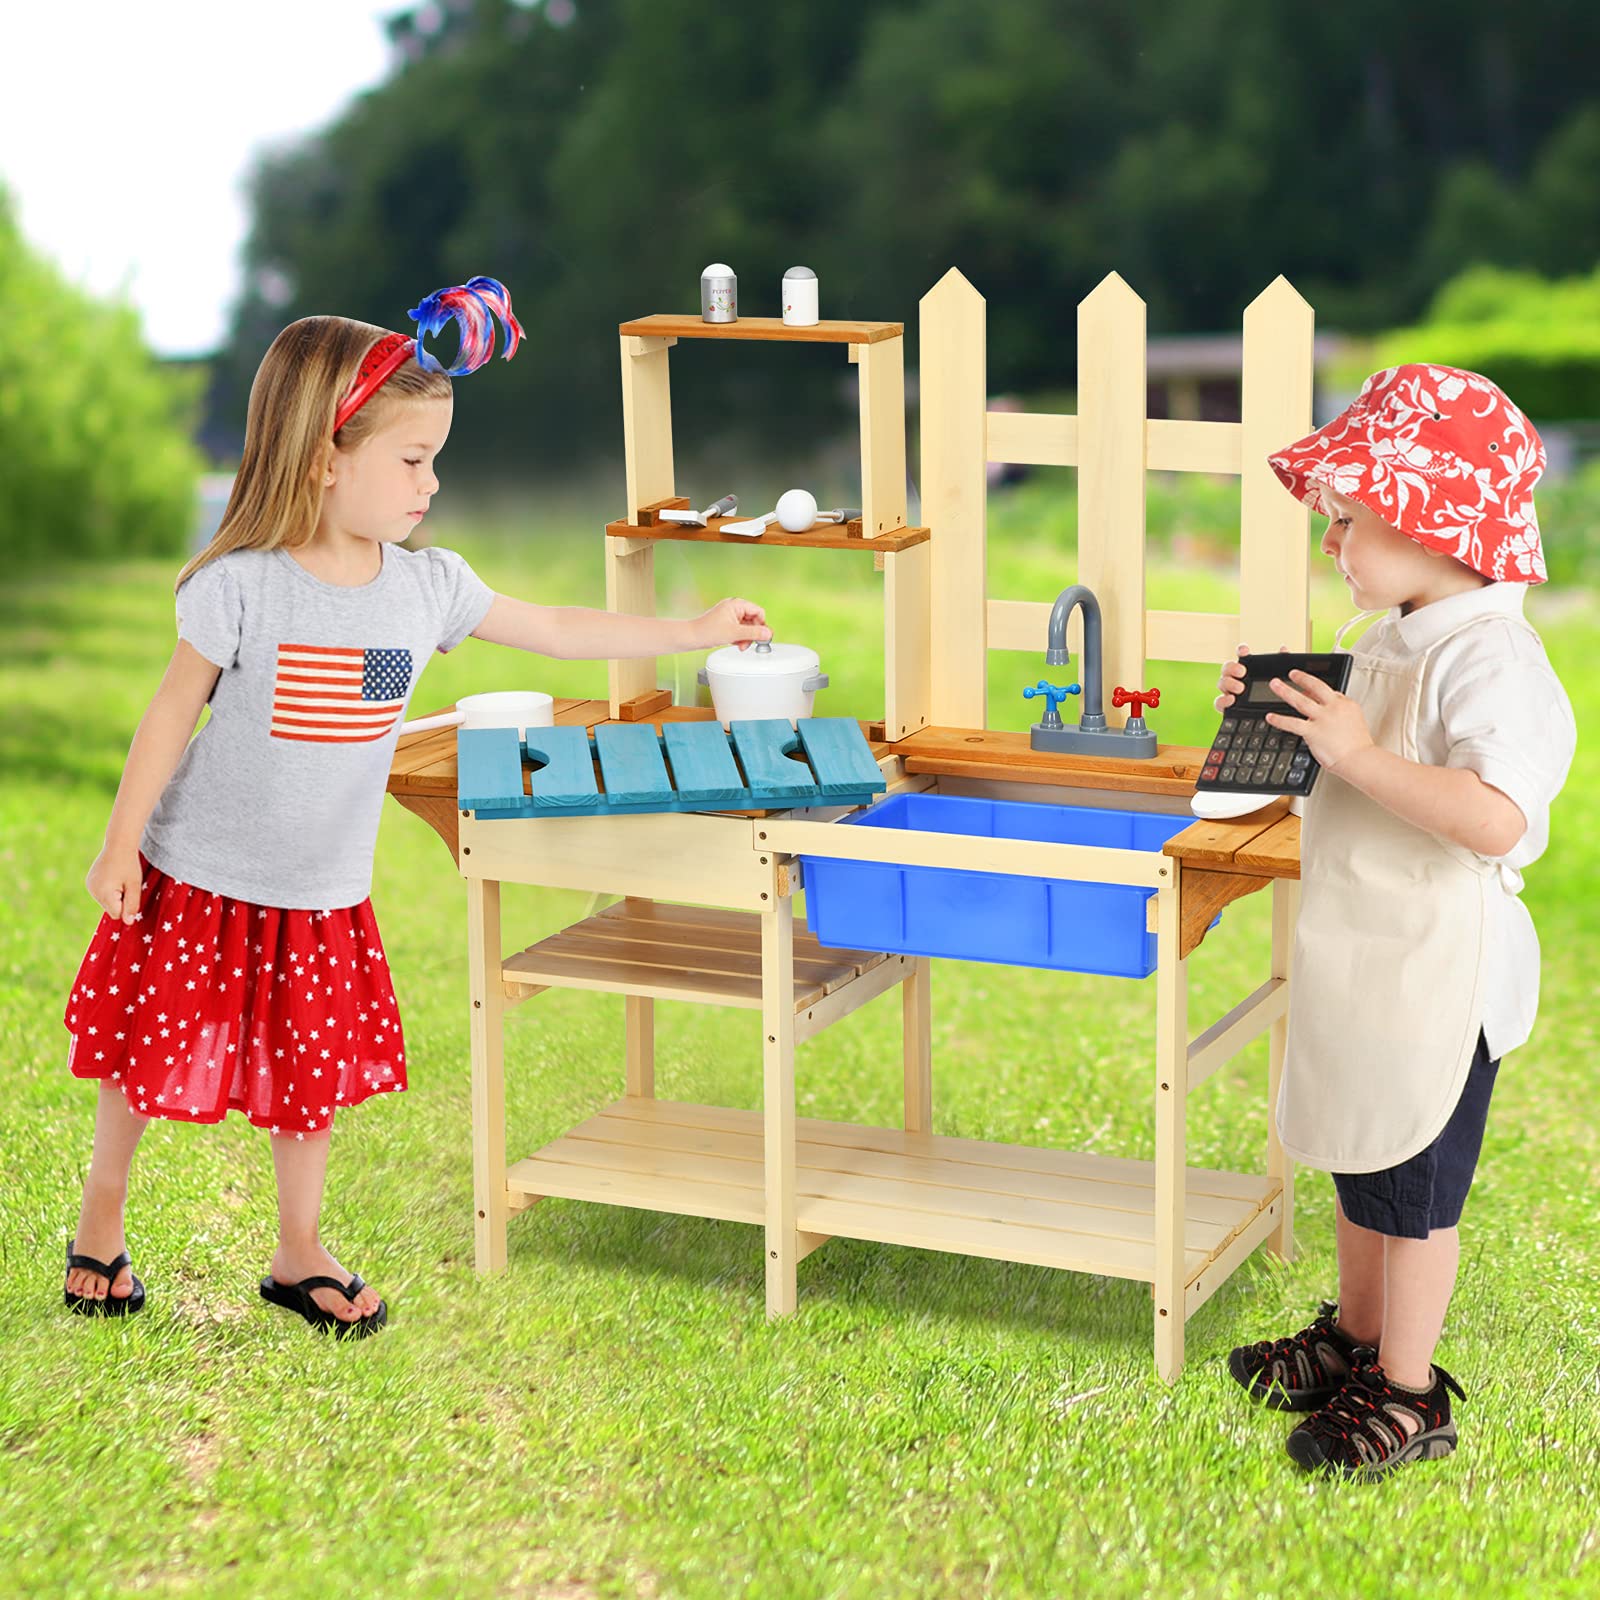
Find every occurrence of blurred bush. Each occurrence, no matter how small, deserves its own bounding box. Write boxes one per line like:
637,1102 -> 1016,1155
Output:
0,187 -> 204,568
1348,264 -> 1600,421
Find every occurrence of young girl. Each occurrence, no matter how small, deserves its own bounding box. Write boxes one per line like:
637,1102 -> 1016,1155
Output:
61,280 -> 770,1337
1218,365 -> 1576,1476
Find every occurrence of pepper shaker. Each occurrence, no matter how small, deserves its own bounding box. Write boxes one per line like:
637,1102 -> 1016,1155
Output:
701,263 -> 737,323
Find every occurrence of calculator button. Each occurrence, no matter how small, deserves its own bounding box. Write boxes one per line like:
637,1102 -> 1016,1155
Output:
1221,718 -> 1240,734
1220,765 -> 1238,782
1269,755 -> 1293,785
1202,765 -> 1220,781
1213,732 -> 1232,749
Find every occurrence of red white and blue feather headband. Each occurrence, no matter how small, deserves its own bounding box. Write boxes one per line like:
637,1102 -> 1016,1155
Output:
333,275 -> 523,433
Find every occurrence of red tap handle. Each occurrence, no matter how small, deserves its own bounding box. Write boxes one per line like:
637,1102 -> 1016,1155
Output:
1113,685 -> 1160,716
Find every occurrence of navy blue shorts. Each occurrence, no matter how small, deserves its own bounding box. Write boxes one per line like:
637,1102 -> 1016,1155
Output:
1332,1029 -> 1500,1240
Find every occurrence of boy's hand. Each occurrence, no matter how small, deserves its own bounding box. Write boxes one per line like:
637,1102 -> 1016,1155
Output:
694,597 -> 771,650
87,845 -> 144,926
1214,642 -> 1290,711
1264,670 -> 1374,772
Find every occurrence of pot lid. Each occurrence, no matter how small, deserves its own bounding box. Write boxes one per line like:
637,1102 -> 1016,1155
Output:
704,640 -> 819,677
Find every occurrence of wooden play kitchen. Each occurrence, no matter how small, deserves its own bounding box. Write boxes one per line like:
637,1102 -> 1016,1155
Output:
387,272 -> 1319,1382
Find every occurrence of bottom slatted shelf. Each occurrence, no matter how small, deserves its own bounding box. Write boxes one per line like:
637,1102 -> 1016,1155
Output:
506,1097 -> 1282,1289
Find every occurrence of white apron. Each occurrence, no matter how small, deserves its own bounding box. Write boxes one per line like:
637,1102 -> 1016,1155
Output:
1275,607 -> 1535,1173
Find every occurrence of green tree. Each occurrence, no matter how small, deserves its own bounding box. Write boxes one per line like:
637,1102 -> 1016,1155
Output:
0,186 -> 203,568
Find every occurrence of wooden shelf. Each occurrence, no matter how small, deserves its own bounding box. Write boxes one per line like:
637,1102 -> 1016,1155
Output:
506,1096 -> 1282,1291
619,314 -> 902,344
501,900 -> 901,1019
606,515 -> 930,553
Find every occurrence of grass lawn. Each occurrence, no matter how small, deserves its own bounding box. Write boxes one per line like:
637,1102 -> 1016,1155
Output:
2,497 -> 1597,1599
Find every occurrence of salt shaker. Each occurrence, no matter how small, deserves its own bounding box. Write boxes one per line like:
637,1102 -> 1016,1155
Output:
701,263 -> 737,323
782,265 -> 818,326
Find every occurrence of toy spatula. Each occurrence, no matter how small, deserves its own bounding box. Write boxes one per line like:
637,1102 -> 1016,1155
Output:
657,493 -> 738,527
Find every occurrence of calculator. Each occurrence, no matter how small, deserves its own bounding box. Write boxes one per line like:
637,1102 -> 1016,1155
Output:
1194,651 -> 1353,798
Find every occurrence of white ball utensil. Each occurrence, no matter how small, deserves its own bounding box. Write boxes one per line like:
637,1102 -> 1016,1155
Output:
726,491 -> 863,538
775,488 -> 818,531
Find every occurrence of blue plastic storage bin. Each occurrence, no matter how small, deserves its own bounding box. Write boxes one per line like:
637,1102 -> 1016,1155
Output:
800,792 -> 1212,979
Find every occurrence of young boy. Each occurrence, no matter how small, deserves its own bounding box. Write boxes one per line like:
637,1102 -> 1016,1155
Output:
1218,365 -> 1576,1477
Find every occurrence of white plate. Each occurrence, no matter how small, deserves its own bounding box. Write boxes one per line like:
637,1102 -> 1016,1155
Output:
1190,791 -> 1306,820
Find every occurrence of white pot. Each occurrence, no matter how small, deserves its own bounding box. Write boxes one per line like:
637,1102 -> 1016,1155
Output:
399,690 -> 554,739
697,641 -> 828,728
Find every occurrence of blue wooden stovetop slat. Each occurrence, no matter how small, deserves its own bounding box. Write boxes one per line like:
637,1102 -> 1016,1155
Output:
459,717 -> 885,820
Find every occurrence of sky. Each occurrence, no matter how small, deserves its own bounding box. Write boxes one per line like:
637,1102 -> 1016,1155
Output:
0,2 -> 406,357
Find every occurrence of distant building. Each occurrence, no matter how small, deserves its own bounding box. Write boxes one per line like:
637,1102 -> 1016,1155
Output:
1145,332 -> 1352,423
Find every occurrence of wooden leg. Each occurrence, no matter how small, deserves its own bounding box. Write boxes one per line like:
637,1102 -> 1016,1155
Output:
466,877 -> 509,1275
1153,876 -> 1188,1382
1266,876 -> 1299,1264
903,957 -> 932,1134
625,996 -> 655,1098
762,895 -> 798,1318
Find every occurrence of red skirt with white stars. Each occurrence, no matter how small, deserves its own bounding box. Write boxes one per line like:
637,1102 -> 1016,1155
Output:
63,856 -> 406,1136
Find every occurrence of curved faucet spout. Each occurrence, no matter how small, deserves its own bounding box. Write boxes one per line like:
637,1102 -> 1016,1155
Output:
1045,584 -> 1106,729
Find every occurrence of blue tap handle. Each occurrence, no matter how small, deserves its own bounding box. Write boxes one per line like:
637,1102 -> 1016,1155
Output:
1023,680 -> 1081,720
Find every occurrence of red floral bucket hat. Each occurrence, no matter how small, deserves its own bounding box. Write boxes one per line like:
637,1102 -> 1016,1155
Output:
1267,364 -> 1548,584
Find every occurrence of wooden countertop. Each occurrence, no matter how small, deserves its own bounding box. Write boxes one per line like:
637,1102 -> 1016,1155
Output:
388,706 -> 1297,957
388,705 -> 1296,960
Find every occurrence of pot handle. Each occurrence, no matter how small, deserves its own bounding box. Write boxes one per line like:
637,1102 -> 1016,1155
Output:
801,673 -> 829,692
398,709 -> 468,735
696,668 -> 709,687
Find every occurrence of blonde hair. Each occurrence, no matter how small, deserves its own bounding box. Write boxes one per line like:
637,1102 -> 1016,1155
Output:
176,316 -> 452,591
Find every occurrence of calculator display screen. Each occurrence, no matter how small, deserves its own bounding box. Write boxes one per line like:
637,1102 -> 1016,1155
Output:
1246,680 -> 1287,704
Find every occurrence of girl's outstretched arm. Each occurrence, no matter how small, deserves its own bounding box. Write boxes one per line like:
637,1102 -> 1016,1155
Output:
471,594 -> 770,660
88,640 -> 222,925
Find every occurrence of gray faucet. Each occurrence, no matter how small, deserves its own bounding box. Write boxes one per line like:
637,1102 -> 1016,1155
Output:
1029,582 -> 1157,758
1046,584 -> 1108,732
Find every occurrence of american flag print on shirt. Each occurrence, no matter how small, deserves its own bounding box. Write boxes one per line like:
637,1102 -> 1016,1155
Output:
270,645 -> 413,742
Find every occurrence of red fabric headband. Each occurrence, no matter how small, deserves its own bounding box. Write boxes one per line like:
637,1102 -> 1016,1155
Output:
333,332 -> 417,434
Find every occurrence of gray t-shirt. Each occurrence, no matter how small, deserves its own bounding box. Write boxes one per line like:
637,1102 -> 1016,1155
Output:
141,544 -> 494,909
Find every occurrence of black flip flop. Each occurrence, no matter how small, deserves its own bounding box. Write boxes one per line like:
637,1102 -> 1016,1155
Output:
259,1272 -> 388,1339
64,1238 -> 146,1317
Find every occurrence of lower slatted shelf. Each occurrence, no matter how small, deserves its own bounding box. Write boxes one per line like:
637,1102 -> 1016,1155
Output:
506,1097 -> 1282,1287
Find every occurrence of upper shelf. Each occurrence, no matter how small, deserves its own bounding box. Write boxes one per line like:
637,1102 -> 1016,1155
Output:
618,315 -> 903,345
606,515 -> 930,552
